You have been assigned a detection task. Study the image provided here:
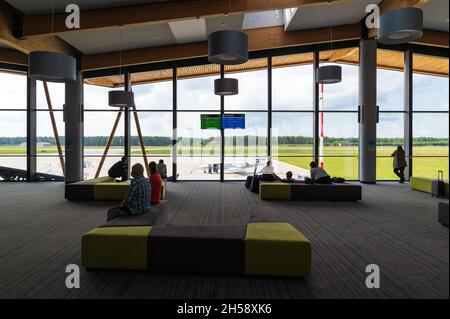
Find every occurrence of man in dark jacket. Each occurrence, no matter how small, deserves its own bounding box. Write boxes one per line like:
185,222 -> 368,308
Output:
108,156 -> 128,182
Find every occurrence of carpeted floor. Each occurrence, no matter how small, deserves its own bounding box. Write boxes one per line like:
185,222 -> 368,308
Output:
0,181 -> 448,299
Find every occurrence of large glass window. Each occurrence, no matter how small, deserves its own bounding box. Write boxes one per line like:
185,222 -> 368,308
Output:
177,112 -> 221,180
412,55 -> 449,179
377,113 -> 404,180
319,50 -> 359,111
131,111 -> 173,178
224,112 -> 267,180
272,112 -> 313,179
0,72 -> 27,180
224,59 -> 268,111
272,53 -> 314,111
84,81 -> 125,180
320,113 -> 359,180
413,113 -> 449,179
133,79 -> 172,110
177,65 -> 220,111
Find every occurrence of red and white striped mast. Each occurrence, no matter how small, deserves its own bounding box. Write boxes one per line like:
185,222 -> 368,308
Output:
319,83 -> 325,168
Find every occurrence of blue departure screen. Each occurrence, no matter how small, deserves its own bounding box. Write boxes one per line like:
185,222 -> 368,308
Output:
222,114 -> 245,129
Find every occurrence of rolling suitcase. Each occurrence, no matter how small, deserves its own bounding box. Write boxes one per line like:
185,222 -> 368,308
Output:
432,171 -> 446,198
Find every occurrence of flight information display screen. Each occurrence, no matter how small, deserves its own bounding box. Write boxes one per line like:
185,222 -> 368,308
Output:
222,114 -> 245,129
200,114 -> 222,129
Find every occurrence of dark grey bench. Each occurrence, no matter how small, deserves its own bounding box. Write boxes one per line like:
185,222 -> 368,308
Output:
290,183 -> 362,201
438,202 -> 449,227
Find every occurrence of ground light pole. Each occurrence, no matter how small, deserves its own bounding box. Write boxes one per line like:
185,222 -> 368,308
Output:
319,83 -> 325,168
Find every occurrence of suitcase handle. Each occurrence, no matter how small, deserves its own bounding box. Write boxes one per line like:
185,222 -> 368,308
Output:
438,170 -> 444,181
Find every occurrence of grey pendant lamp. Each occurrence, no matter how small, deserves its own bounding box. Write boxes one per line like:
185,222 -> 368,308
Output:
317,4 -> 342,84
208,30 -> 249,65
109,26 -> 134,108
378,7 -> 423,45
29,51 -> 76,83
28,2 -> 76,82
215,78 -> 238,96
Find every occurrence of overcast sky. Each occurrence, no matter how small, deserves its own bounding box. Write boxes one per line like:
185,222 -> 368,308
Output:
0,64 -> 448,139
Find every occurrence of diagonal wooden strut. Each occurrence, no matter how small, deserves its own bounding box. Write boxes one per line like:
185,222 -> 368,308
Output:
94,108 -> 123,178
43,82 -> 65,176
132,99 -> 150,178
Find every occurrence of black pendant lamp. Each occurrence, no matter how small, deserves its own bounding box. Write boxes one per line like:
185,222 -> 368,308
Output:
29,51 -> 76,83
378,7 -> 423,45
317,65 -> 342,84
208,30 -> 248,65
317,4 -> 342,85
108,90 -> 135,107
28,3 -> 76,83
215,78 -> 238,96
109,27 -> 134,108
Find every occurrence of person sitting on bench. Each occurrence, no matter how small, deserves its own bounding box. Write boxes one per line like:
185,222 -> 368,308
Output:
259,161 -> 274,174
309,161 -> 332,184
283,171 -> 296,183
149,161 -> 162,205
108,156 -> 128,182
107,163 -> 151,221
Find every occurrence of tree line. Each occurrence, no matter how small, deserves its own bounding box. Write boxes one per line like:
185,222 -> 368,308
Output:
0,136 -> 448,147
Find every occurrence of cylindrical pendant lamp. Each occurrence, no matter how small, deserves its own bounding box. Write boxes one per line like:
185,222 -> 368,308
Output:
317,65 -> 342,84
208,30 -> 248,65
29,51 -> 76,83
108,90 -> 134,107
378,8 -> 423,45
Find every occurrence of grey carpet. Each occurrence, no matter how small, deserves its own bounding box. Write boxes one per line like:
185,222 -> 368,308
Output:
0,181 -> 448,299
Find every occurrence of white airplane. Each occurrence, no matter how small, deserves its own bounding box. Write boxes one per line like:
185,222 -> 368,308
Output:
199,162 -> 252,175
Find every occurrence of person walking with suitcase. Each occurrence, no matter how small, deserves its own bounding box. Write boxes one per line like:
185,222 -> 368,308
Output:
391,145 -> 407,183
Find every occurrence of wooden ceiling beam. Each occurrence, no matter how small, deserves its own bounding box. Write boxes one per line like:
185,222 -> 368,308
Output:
81,23 -> 361,71
0,2 -> 76,55
0,47 -> 28,65
20,0 -> 348,38
411,29 -> 449,48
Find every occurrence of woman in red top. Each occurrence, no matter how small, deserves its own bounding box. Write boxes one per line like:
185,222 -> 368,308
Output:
148,161 -> 162,205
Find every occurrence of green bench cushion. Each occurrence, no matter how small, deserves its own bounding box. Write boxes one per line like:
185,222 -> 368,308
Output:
81,226 -> 151,270
67,177 -> 166,201
74,176 -> 114,185
94,181 -> 129,200
259,183 -> 291,200
245,223 -> 311,277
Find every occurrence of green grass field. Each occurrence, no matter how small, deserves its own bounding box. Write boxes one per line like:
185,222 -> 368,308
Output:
1,144 -> 447,180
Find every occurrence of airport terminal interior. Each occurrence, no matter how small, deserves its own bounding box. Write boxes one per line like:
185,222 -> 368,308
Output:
0,0 -> 448,299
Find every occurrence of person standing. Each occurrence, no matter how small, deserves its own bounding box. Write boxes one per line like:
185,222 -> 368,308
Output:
157,159 -> 168,180
391,145 -> 407,183
107,163 -> 151,221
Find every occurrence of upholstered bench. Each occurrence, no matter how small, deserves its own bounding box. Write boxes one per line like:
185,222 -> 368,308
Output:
245,223 -> 311,277
438,202 -> 449,227
81,207 -> 312,277
259,183 -> 291,200
260,182 -> 362,201
148,225 -> 246,275
66,176 -> 166,201
410,176 -> 449,197
82,226 -> 151,270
